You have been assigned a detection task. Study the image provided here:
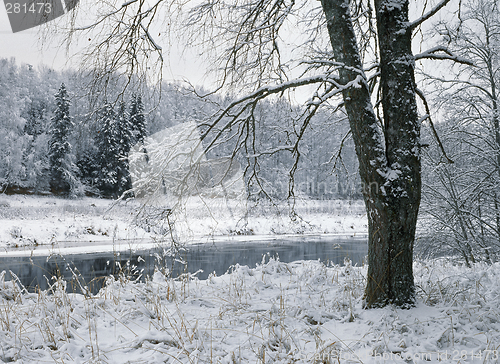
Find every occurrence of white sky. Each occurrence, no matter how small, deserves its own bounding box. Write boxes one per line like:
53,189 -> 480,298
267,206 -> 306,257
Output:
0,0 -> 459,91
0,8 -> 67,68
0,5 -> 208,86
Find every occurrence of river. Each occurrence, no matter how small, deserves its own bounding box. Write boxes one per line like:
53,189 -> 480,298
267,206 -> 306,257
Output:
0,235 -> 367,293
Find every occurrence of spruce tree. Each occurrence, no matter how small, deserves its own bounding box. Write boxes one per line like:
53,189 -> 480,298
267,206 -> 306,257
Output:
129,94 -> 147,144
96,102 -> 121,198
49,83 -> 78,196
116,101 -> 133,196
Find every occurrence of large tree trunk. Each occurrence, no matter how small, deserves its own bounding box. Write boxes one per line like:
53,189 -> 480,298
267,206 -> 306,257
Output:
320,0 -> 420,307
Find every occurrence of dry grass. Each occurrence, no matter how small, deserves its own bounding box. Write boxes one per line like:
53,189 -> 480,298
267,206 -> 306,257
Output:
1,258 -> 500,363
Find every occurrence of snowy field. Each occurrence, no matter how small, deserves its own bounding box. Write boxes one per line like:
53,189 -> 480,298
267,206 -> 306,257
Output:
1,258 -> 500,363
0,195 -> 367,252
0,195 -> 150,251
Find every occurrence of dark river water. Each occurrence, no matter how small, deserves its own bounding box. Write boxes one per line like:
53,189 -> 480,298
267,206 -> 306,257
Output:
0,236 -> 367,294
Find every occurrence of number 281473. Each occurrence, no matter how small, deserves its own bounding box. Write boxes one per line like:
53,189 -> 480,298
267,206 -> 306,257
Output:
5,2 -> 52,14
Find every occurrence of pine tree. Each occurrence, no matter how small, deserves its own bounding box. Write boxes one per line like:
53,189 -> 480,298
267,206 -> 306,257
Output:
96,101 -> 121,198
129,94 -> 147,144
48,83 -> 79,196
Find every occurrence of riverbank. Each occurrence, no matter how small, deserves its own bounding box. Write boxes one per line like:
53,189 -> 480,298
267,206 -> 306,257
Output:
1,257 -> 499,363
0,195 -> 368,251
1,195 -> 498,363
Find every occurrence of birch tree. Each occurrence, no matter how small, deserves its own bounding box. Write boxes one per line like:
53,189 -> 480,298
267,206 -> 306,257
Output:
61,0 -> 465,307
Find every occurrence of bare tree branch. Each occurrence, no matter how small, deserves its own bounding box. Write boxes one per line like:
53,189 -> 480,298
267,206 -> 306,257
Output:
408,0 -> 454,31
200,74 -> 343,149
415,88 -> 454,164
415,46 -> 474,66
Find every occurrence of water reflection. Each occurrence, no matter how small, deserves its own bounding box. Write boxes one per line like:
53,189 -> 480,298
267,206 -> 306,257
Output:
0,237 -> 367,294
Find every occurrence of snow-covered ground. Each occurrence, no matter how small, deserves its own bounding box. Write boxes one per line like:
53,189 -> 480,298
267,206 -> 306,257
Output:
0,195 -> 368,253
3,195 -> 498,363
0,195 -> 150,250
1,257 -> 499,363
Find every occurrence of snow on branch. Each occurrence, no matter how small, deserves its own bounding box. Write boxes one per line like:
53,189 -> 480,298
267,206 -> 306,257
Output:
140,23 -> 164,61
415,46 -> 474,66
74,0 -> 141,31
408,0 -> 453,31
299,59 -> 366,76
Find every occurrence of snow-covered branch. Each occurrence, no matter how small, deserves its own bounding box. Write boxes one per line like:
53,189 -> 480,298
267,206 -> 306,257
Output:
415,46 -> 474,66
423,74 -> 494,99
73,0 -> 141,31
408,0 -> 453,31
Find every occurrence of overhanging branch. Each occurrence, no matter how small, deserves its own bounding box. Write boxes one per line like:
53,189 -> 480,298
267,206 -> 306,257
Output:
200,74 -> 341,148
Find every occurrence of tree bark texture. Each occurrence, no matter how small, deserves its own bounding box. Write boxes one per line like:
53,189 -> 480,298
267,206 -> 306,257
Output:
320,0 -> 420,307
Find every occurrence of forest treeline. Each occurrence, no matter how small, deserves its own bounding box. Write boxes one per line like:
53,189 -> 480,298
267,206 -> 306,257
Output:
0,58 -> 359,199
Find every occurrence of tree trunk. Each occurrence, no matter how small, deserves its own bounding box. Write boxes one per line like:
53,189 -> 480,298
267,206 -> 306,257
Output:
320,0 -> 420,307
